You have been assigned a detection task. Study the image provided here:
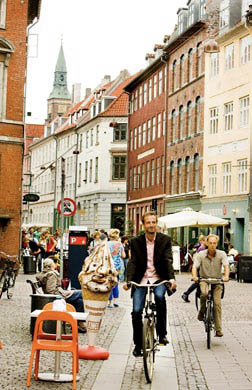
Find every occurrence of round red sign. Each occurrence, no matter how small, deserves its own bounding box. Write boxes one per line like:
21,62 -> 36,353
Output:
57,198 -> 77,217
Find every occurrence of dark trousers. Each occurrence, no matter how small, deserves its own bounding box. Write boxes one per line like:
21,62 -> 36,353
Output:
66,290 -> 84,313
131,284 -> 167,349
184,282 -> 198,296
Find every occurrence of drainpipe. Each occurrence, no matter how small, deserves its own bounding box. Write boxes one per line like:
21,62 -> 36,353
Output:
73,130 -> 80,225
161,53 -> 169,217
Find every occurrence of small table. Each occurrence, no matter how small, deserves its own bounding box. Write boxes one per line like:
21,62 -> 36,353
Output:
30,309 -> 88,382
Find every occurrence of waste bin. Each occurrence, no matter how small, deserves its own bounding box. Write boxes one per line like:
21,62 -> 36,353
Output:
23,256 -> 36,274
237,256 -> 252,282
30,293 -> 58,336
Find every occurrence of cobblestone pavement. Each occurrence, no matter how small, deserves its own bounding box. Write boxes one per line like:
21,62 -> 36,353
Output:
0,270 -> 252,389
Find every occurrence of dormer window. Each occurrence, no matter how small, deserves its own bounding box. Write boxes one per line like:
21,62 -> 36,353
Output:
177,8 -> 188,35
188,1 -> 194,25
93,104 -> 96,117
220,0 -> 230,31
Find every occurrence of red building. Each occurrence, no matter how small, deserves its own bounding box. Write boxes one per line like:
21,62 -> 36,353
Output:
0,0 -> 41,257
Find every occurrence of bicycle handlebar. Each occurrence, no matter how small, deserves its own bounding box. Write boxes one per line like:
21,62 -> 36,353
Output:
198,277 -> 224,283
129,280 -> 171,288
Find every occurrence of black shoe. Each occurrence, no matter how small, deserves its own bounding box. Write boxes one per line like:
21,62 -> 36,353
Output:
132,346 -> 143,357
182,293 -> 190,303
159,336 -> 169,346
78,325 -> 87,333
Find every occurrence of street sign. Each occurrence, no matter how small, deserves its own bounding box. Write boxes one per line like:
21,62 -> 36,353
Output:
23,193 -> 40,202
57,198 -> 77,217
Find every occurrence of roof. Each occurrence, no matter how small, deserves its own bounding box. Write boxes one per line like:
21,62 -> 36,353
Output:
100,92 -> 129,117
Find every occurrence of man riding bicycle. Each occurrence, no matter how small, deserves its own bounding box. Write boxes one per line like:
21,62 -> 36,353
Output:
192,234 -> 229,337
123,211 -> 176,357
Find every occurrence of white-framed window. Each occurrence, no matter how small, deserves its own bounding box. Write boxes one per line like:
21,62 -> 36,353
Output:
161,156 -> 165,184
144,82 -> 147,105
170,161 -> 175,194
152,116 -> 156,141
222,162 -> 231,194
142,122 -> 146,146
188,2 -> 194,25
180,55 -> 185,87
137,125 -> 141,148
139,86 -> 143,109
224,102 -> 233,131
78,163 -> 82,187
171,110 -> 176,142
210,107 -> 219,134
156,157 -> 160,185
86,130 -> 89,148
142,163 -> 145,189
209,164 -> 217,195
146,161 -> 150,187
158,70 -> 163,95
220,0 -> 229,29
90,128 -> 94,146
130,94 -> 134,114
194,154 -> 199,191
151,160 -> 155,186
147,120 -> 151,143
153,74 -> 157,98
240,95 -> 249,127
148,78 -> 152,102
195,97 -> 201,132
225,43 -> 234,70
177,159 -> 182,193
200,0 -> 206,19
95,157 -> 98,182
134,128 -> 137,150
130,130 -> 133,151
173,60 -> 177,91
0,0 -> 7,28
185,156 -> 190,192
188,49 -> 193,82
240,35 -> 251,65
96,125 -> 99,144
197,42 -> 202,76
187,102 -> 192,136
85,161 -> 88,183
238,159 -> 248,192
157,113 -> 161,138
210,53 -> 219,78
179,106 -> 184,139
134,91 -> 137,112
89,159 -> 93,182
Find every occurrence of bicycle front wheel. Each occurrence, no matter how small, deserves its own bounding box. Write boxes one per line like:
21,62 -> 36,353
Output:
7,272 -> 16,299
0,271 -> 6,299
206,301 -> 211,349
143,317 -> 154,383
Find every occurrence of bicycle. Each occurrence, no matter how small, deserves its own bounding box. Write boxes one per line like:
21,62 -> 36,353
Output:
130,280 -> 172,383
195,278 -> 224,349
0,256 -> 18,299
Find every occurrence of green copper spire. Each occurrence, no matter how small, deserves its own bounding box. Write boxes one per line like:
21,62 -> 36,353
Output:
49,44 -> 71,99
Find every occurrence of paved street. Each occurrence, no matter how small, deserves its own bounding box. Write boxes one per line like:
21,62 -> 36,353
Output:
0,270 -> 252,389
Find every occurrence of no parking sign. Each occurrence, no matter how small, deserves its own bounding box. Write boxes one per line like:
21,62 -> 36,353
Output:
57,198 -> 77,217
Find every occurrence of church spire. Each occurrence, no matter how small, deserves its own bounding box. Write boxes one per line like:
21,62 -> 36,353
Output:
49,43 -> 71,99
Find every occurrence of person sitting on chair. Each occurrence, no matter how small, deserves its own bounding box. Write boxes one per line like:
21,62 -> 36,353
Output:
36,258 -> 86,333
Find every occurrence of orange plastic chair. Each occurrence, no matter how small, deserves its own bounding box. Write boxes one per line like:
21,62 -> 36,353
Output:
0,340 -> 2,349
26,310 -> 78,390
38,302 -> 76,340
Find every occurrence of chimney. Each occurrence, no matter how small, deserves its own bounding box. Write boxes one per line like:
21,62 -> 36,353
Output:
85,88 -> 91,98
154,44 -> 165,58
145,53 -> 155,66
163,34 -> 170,43
72,83 -> 81,104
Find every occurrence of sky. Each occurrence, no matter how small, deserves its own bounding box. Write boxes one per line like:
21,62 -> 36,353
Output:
26,0 -> 187,124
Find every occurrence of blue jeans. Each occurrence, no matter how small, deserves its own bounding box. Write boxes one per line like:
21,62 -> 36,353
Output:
66,290 -> 84,313
109,283 -> 119,300
132,283 -> 167,349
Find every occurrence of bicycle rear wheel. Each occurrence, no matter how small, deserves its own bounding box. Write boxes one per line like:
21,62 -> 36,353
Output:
206,301 -> 211,349
143,317 -> 154,383
7,272 -> 16,299
0,272 -> 6,299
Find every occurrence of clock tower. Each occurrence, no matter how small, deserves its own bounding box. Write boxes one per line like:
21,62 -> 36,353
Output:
47,43 -> 71,123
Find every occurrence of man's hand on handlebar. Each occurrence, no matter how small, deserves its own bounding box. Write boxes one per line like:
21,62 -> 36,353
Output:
192,276 -> 199,282
222,276 -> 229,282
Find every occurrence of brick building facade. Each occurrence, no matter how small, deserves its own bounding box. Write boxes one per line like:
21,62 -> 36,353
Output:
0,0 -> 41,257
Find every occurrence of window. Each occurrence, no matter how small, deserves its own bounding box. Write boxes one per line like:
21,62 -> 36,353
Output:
240,96 -> 249,127
86,130 -> 89,148
142,122 -> 146,146
147,120 -> 151,143
222,162 -> 231,194
85,161 -> 88,183
152,116 -> 156,141
177,159 -> 182,193
170,161 -> 175,194
188,49 -> 193,82
153,74 -> 157,98
210,107 -> 219,134
0,0 -> 6,28
210,53 -> 219,77
200,0 -> 206,18
129,168 -> 132,191
163,111 -> 166,136
224,102 -> 233,131
134,91 -> 137,112
95,157 -> 98,182
112,156 -> 126,179
161,156 -> 165,184
164,66 -> 167,92
196,42 -> 202,76
79,133 -> 83,152
180,55 -> 185,87
130,130 -> 133,151
157,113 -> 161,138
148,78 -> 152,102
130,94 -> 134,114
195,97 -> 201,132
78,163 -> 82,187
225,43 -> 234,70
156,157 -> 160,185
185,156 -> 190,192
194,154 -> 199,191
137,126 -> 141,148
139,86 -> 143,109
188,2 -> 194,25
238,159 -> 248,192
209,165 -> 217,195
133,128 -> 137,150
113,123 -> 127,141
220,0 -> 229,30
173,60 -> 177,91
146,161 -> 150,187
90,128 -> 94,146
241,35 -> 251,64
178,11 -> 184,34
133,167 -> 137,189
142,163 -> 145,189
144,82 -> 147,105
151,160 -> 155,185
89,159 -> 93,182
171,110 -> 176,142
96,125 -> 99,144
179,106 -> 184,139
158,70 -> 163,95
187,102 -> 192,136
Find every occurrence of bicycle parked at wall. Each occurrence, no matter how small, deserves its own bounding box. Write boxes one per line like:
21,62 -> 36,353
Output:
130,280 -> 172,383
0,255 -> 18,299
195,278 -> 224,349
